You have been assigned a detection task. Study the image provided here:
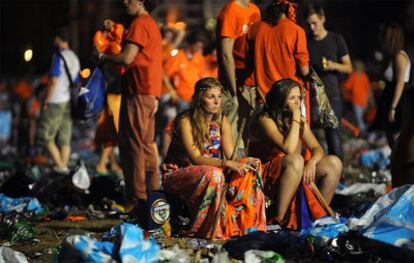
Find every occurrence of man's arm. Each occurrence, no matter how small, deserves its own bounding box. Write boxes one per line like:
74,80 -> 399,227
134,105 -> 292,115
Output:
102,42 -> 139,65
299,64 -> 310,77
45,76 -> 58,104
327,54 -> 352,74
220,37 -> 237,96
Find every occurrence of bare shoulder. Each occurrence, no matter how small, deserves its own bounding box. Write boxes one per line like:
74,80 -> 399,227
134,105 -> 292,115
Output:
396,51 -> 410,64
258,113 -> 275,127
177,115 -> 192,132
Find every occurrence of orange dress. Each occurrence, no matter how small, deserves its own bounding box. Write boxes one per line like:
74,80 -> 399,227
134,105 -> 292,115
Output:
249,141 -> 329,230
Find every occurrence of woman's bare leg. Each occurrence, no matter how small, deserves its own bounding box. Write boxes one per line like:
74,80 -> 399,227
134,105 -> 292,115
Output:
274,154 -> 304,221
315,155 -> 342,203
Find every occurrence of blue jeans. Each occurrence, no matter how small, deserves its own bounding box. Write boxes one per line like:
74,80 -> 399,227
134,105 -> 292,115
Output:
353,104 -> 366,133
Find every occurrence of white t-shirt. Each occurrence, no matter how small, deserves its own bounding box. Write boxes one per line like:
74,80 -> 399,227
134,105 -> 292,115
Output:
384,50 -> 411,83
48,48 -> 80,103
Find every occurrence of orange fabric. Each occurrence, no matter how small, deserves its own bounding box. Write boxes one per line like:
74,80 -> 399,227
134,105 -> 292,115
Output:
95,94 -> 121,148
107,94 -> 121,132
275,0 -> 298,22
204,53 -> 218,78
65,216 -> 87,221
29,98 -> 41,117
15,80 -> 32,101
94,21 -> 126,75
250,141 -> 329,230
217,0 -> 261,86
341,72 -> 371,107
247,18 -> 309,95
162,42 -> 174,62
164,50 -> 206,101
161,43 -> 174,95
224,158 -> 266,238
341,117 -> 361,137
93,22 -> 125,55
123,14 -> 163,97
364,105 -> 377,123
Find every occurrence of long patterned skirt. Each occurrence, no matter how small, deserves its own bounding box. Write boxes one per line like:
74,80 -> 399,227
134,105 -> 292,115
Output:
163,157 -> 266,239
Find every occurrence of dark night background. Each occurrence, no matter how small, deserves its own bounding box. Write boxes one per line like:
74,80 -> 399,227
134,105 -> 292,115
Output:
1,0 -> 413,79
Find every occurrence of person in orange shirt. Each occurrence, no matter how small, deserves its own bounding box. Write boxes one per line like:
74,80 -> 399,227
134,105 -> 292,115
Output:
161,27 -> 186,63
164,32 -> 206,113
98,0 -> 162,228
246,1 -> 309,96
204,49 -> 218,78
341,60 -> 373,134
156,26 -> 187,159
216,0 -> 261,155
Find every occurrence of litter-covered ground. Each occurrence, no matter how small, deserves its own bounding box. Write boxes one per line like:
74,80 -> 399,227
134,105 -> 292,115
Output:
0,131 -> 413,262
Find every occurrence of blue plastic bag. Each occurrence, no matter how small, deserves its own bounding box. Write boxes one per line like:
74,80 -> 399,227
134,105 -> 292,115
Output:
0,193 -> 44,215
62,223 -> 159,262
73,67 -> 105,120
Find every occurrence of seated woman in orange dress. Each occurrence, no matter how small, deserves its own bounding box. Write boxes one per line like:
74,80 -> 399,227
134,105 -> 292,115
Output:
249,79 -> 342,228
162,78 -> 266,239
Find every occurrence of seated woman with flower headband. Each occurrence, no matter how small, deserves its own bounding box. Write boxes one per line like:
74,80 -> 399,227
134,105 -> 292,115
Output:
162,78 -> 266,239
249,79 -> 342,228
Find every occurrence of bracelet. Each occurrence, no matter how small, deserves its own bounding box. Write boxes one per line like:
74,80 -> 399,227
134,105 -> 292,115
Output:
220,160 -> 225,168
292,119 -> 301,124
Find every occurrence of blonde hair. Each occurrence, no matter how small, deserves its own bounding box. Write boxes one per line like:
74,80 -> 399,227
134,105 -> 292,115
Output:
181,78 -> 223,152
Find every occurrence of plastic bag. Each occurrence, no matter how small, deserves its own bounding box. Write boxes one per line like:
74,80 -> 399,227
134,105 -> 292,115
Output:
349,185 -> 414,251
73,67 -> 106,120
71,161 -> 90,191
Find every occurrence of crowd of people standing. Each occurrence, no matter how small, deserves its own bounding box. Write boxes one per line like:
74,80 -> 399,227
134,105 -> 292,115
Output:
2,0 -> 413,241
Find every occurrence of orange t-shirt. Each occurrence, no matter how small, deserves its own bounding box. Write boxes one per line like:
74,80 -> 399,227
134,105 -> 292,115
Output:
217,0 -> 261,86
164,49 -> 206,101
341,72 -> 371,107
204,53 -> 218,78
162,42 -> 174,63
122,14 -> 162,97
15,80 -> 32,101
247,18 -> 309,95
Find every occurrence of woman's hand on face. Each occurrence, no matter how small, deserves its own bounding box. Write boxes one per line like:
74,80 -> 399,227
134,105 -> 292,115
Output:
225,160 -> 257,175
303,160 -> 317,184
287,101 -> 301,120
